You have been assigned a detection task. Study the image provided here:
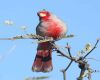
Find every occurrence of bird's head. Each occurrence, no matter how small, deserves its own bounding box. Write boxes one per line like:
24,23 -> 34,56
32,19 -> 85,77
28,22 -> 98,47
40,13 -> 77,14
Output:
37,9 -> 50,21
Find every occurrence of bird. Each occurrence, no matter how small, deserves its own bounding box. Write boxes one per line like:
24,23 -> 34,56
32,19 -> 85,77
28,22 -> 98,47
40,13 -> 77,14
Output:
32,9 -> 68,72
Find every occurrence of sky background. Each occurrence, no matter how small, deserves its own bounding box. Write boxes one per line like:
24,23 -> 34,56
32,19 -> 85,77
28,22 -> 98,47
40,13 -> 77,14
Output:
0,0 -> 100,80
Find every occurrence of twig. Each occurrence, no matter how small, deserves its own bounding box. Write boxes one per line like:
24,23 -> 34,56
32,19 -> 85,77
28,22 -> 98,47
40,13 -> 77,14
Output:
83,39 -> 99,59
52,43 -> 70,59
64,60 -> 73,71
0,38 -> 15,40
66,43 -> 72,58
52,39 -> 100,65
51,39 -> 99,80
86,58 -> 100,62
53,43 -> 73,80
60,61 -> 73,80
0,34 -> 45,40
61,70 -> 66,80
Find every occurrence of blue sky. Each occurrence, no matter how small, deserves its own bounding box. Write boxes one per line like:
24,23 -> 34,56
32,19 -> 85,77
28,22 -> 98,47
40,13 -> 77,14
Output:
0,0 -> 100,80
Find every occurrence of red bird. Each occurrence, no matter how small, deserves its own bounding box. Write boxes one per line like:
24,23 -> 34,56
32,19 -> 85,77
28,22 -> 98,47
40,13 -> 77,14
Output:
32,10 -> 67,72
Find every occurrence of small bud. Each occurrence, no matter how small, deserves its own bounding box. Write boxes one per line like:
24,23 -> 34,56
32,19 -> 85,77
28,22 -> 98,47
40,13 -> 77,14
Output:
85,43 -> 92,52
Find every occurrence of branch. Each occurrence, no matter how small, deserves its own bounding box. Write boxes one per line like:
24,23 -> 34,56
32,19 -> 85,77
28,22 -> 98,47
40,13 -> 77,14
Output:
52,43 -> 74,80
61,70 -> 66,80
64,60 -> 73,71
51,39 -> 100,80
25,76 -> 49,80
87,68 -> 92,80
83,39 -> 99,59
77,61 -> 89,80
77,69 -> 85,80
0,34 -> 43,40
0,34 -> 99,80
51,39 -> 100,65
63,43 -> 73,71
60,60 -> 73,80
66,43 -> 72,58
0,34 -> 53,42
51,43 -> 74,60
51,43 -> 83,64
0,34 -> 74,41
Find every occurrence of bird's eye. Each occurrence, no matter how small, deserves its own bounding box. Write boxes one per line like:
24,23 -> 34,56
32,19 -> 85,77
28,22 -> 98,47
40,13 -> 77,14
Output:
39,13 -> 47,17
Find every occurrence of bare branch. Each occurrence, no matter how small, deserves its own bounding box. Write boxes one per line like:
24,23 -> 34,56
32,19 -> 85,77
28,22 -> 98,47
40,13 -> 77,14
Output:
52,43 -> 72,60
66,43 -> 72,58
0,38 -> 15,40
87,68 -> 92,80
0,34 -> 53,41
77,69 -> 85,80
60,61 -> 73,80
61,70 -> 66,80
64,60 -> 73,71
51,39 -> 100,80
83,39 -> 99,59
0,33 -> 99,80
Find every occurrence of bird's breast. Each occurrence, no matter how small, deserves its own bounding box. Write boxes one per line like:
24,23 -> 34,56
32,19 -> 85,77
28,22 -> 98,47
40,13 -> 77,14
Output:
37,19 -> 67,39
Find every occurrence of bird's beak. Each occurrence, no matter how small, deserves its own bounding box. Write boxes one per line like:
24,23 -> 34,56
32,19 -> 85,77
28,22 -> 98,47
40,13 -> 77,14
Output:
38,13 -> 46,17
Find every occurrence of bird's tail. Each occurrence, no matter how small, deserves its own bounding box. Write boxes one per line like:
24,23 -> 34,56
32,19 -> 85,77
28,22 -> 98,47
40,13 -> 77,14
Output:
32,42 -> 53,72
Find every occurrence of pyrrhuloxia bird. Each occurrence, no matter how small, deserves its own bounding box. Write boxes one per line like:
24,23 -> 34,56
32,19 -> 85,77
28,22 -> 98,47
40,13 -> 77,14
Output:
32,10 -> 67,72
